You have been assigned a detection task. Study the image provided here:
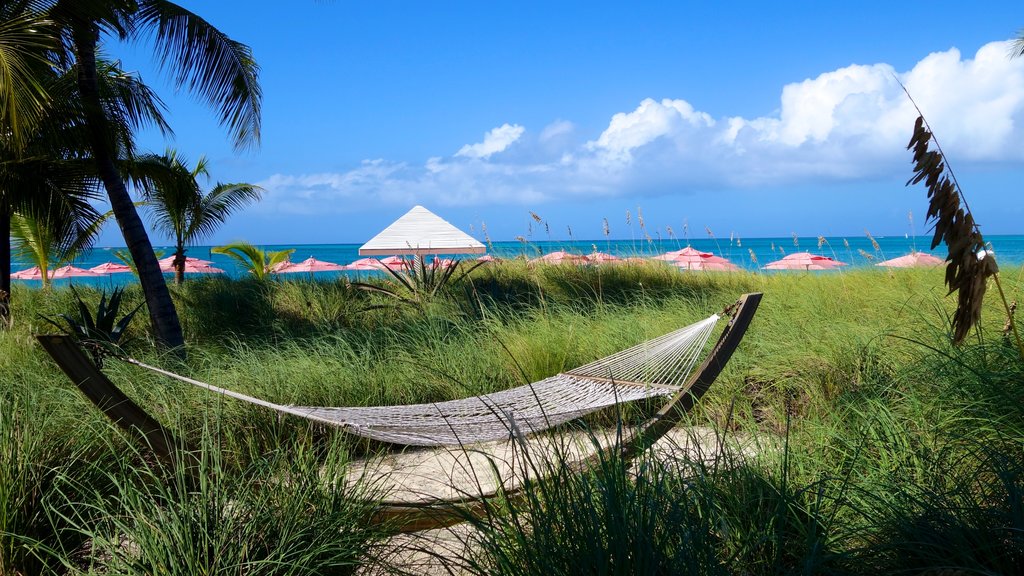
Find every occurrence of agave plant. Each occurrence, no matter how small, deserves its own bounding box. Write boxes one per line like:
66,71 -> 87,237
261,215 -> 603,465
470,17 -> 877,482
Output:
42,287 -> 144,366
353,256 -> 484,308
211,241 -> 294,281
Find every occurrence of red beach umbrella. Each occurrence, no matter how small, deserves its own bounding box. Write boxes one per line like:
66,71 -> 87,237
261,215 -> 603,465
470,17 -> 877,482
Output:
763,252 -> 848,270
276,257 -> 346,273
875,252 -> 944,268
530,251 -> 588,265
90,262 -> 132,274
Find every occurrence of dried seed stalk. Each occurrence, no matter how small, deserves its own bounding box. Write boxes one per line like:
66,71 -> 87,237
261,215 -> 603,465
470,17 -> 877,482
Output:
906,114 -> 1020,353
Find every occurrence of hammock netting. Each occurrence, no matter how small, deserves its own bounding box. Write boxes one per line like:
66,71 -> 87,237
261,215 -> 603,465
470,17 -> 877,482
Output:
129,314 -> 720,446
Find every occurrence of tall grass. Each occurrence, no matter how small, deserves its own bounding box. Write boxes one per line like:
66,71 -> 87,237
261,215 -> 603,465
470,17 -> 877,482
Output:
37,426 -> 387,575
1,262 -> 1021,572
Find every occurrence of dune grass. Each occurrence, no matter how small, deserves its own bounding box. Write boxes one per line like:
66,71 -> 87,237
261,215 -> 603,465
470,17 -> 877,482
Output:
1,261 -> 1022,573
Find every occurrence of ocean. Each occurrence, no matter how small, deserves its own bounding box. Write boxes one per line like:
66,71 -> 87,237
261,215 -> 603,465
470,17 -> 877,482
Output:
10,234 -> 1024,289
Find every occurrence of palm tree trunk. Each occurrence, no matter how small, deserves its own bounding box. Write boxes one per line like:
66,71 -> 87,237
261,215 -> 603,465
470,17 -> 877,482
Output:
72,24 -> 184,350
174,249 -> 185,285
0,205 -> 11,326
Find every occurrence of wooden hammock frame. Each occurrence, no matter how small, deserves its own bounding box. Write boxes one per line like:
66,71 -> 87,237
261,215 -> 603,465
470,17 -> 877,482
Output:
37,292 -> 761,533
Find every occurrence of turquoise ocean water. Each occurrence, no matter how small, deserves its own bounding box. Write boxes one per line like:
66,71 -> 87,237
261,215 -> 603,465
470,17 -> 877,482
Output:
10,234 -> 1024,289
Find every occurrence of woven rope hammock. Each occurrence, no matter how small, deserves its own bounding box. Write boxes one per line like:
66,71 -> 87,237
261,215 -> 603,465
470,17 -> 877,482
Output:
124,315 -> 720,446
37,293 -> 762,533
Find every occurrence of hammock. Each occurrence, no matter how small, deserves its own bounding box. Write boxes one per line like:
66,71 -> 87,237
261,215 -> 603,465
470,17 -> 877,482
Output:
38,292 -> 762,532
124,315 -> 720,446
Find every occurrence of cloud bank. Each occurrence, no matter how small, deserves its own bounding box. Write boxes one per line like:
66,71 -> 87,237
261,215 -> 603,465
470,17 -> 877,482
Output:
258,40 -> 1024,214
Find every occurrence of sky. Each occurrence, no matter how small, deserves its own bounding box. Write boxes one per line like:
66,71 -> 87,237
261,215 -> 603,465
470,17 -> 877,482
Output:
99,1 -> 1024,247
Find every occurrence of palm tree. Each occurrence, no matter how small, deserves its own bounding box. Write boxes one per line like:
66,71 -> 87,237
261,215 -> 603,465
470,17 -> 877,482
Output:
39,0 -> 261,348
9,202 -> 106,290
212,241 -> 294,281
134,150 -> 263,284
1,45 -> 170,323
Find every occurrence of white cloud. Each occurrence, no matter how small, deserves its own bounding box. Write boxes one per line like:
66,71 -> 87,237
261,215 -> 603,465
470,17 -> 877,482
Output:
455,123 -> 525,159
539,119 -> 574,142
258,40 -> 1024,214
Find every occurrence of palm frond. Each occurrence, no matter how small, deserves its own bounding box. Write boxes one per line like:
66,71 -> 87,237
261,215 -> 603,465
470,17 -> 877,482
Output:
186,182 -> 262,240
134,0 -> 261,151
0,9 -> 57,149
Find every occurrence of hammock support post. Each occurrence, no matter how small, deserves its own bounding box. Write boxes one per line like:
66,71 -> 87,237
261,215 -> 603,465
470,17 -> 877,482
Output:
35,292 -> 762,533
36,335 -> 182,465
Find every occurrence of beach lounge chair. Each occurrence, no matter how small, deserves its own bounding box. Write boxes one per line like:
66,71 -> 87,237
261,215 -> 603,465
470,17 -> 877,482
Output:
38,292 -> 761,531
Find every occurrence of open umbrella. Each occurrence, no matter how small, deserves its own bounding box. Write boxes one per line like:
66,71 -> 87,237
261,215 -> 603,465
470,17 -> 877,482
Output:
344,257 -> 386,271
90,262 -> 132,274
276,257 -> 346,274
12,265 -> 105,280
587,252 -> 622,264
674,259 -> 740,271
378,255 -> 411,271
432,256 -> 457,268
11,266 -> 45,280
476,254 -> 501,262
876,252 -> 944,268
158,256 -> 216,273
530,251 -> 588,265
50,265 -> 106,279
764,252 -> 848,270
655,247 -> 739,271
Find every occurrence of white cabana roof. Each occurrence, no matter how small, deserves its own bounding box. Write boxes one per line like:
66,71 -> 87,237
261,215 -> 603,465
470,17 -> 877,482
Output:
358,205 -> 486,256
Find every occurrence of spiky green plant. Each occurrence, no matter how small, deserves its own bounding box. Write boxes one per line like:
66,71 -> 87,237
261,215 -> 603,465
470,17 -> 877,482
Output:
353,257 -> 485,309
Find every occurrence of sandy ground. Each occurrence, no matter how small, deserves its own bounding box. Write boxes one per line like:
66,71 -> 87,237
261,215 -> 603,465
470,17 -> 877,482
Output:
351,426 -> 748,575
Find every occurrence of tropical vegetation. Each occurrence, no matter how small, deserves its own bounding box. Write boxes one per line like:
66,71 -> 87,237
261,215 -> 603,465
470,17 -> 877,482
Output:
0,0 -> 262,350
0,261 -> 1021,573
212,241 -> 295,281
133,150 -> 263,284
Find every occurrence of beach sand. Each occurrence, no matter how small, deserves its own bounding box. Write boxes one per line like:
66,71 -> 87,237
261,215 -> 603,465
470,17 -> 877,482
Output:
352,426 -> 745,574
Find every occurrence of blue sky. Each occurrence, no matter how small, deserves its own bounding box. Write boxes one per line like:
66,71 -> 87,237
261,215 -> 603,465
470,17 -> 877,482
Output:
101,1 -> 1024,246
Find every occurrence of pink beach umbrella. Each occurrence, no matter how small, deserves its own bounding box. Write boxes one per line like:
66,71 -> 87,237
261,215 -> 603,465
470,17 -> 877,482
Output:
655,247 -> 739,271
158,255 -> 215,272
50,265 -> 106,279
12,265 -> 104,280
11,266 -> 45,280
378,255 -> 411,271
674,259 -> 740,272
477,254 -> 501,262
432,256 -> 457,268
876,252 -> 945,268
344,257 -> 387,271
587,252 -> 622,264
530,251 -> 588,265
764,252 -> 848,271
276,257 -> 346,274
90,262 -> 132,274
652,247 -> 714,261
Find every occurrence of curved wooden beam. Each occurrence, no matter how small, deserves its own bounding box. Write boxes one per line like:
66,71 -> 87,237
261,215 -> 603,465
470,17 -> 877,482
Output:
36,335 -> 182,464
